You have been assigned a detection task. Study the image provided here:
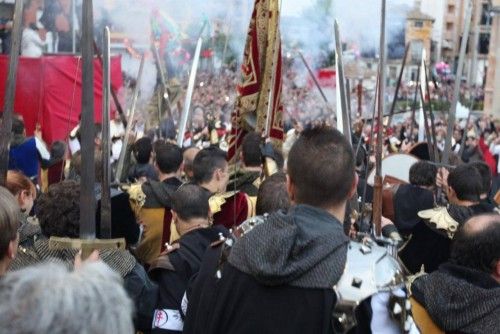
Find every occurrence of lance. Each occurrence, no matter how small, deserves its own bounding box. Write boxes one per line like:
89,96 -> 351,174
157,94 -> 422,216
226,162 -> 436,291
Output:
115,54 -> 145,184
334,21 -> 360,225
0,0 -> 23,187
442,0 -> 472,166
334,20 -> 352,143
152,41 -> 173,120
177,22 -> 207,147
358,66 -> 379,224
409,65 -> 421,144
79,0 -> 97,240
100,27 -> 112,238
423,60 -> 440,162
297,51 -> 330,105
387,42 -> 410,128
93,41 -> 127,128
458,93 -> 475,157
419,82 -> 435,161
373,0 -> 386,237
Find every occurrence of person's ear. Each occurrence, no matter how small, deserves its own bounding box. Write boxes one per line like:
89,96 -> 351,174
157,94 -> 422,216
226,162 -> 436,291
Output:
348,173 -> 359,198
493,260 -> 500,283
171,210 -> 178,224
286,174 -> 295,203
7,234 -> 19,260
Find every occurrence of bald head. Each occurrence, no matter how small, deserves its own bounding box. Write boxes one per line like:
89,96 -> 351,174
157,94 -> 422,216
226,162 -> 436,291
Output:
183,147 -> 200,181
451,213 -> 500,276
461,214 -> 500,234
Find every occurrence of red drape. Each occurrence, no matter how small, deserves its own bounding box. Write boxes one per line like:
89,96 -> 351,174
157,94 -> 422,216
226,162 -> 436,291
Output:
0,55 -> 123,144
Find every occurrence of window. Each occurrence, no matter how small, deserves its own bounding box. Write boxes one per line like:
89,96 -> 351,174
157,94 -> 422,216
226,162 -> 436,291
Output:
448,4 -> 455,13
480,4 -> 491,25
446,22 -> 453,31
479,33 -> 490,54
414,21 -> 424,28
411,40 -> 423,63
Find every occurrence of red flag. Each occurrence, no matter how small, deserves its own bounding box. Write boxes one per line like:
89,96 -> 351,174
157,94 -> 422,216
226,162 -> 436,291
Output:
227,0 -> 283,161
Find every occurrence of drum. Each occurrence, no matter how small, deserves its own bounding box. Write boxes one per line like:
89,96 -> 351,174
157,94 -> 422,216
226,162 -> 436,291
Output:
367,153 -> 419,186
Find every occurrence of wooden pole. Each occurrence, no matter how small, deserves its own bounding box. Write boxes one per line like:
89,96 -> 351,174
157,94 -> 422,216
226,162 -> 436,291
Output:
387,42 -> 410,128
442,0 -> 472,165
0,0 -> 23,187
373,0 -> 386,237
80,0 -> 96,239
100,27 -> 112,238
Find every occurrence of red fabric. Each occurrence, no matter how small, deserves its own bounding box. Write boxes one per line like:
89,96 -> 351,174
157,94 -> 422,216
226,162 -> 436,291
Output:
160,210 -> 173,252
212,192 -> 249,230
227,0 -> 284,161
0,55 -> 123,144
479,137 -> 497,176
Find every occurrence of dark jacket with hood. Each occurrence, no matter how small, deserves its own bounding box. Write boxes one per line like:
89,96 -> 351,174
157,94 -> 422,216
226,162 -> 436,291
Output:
148,225 -> 229,333
393,184 -> 435,237
412,262 -> 500,333
400,202 -> 496,274
142,177 -> 183,209
183,205 -> 349,334
227,170 -> 261,197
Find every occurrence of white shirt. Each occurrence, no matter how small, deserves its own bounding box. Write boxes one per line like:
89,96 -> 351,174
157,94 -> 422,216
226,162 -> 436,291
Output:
21,28 -> 45,58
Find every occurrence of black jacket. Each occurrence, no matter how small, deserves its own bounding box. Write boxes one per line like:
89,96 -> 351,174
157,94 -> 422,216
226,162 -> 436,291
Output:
184,205 -> 350,334
393,185 -> 434,237
399,202 -> 495,274
142,177 -> 183,208
149,226 -> 229,333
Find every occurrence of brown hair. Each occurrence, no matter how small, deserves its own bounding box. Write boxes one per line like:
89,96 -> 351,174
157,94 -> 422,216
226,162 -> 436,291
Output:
6,170 -> 36,199
0,187 -> 20,259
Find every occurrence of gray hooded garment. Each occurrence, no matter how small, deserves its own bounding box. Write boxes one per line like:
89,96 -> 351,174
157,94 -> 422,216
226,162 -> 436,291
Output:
229,204 -> 349,289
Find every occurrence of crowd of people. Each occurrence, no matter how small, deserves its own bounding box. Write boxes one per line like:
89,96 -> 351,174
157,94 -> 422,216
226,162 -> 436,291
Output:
0,93 -> 499,332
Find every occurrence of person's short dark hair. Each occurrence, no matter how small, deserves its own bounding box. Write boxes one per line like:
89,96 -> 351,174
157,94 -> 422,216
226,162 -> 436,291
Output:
241,132 -> 262,167
287,126 -> 355,207
192,147 -> 227,184
409,161 -> 437,187
171,184 -> 210,221
76,123 -> 102,142
448,164 -> 483,202
72,149 -> 104,182
469,161 -> 492,195
133,137 -> 153,164
256,172 -> 290,215
0,187 -> 19,259
11,118 -> 24,135
50,141 -> 66,161
155,143 -> 183,174
153,139 -> 166,154
37,181 -> 80,238
451,213 -> 500,274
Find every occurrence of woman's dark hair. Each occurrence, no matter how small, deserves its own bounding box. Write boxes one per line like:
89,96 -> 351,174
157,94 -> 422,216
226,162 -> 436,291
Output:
37,181 -> 80,238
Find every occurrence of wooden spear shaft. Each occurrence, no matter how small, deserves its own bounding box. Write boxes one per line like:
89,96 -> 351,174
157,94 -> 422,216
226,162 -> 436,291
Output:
100,27 -> 112,238
442,0 -> 472,166
0,0 -> 23,187
373,0 -> 386,237
387,42 -> 410,129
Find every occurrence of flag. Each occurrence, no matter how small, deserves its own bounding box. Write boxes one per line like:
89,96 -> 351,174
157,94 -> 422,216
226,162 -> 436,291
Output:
227,0 -> 283,161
